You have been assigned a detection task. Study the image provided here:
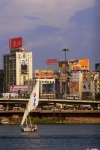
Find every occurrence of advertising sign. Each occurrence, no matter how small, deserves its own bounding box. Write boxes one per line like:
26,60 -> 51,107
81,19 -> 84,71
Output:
9,37 -> 22,49
10,85 -> 29,93
70,59 -> 89,71
70,82 -> 79,93
95,63 -> 100,72
2,93 -> 18,98
35,70 -> 53,78
58,61 -> 68,68
46,59 -> 58,64
21,58 -> 27,74
70,72 -> 79,81
82,81 -> 92,92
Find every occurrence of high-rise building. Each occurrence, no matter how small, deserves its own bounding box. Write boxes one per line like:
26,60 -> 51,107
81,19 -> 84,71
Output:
3,47 -> 32,92
0,70 -> 4,95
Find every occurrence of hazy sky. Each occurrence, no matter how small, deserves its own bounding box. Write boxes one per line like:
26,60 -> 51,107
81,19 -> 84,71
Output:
0,0 -> 100,72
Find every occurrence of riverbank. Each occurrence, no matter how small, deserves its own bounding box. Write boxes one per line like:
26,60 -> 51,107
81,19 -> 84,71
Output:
1,117 -> 100,124
63,117 -> 100,124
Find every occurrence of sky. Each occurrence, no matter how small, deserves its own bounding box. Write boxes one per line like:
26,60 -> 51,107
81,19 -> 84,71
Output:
0,0 -> 100,72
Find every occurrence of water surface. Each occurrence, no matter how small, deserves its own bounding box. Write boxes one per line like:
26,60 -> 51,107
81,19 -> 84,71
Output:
0,124 -> 100,150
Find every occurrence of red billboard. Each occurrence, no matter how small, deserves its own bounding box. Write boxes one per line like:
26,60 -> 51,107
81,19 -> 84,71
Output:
46,59 -> 58,64
9,37 -> 22,48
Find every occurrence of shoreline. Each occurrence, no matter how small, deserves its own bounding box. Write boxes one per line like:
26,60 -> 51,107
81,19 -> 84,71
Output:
1,117 -> 100,124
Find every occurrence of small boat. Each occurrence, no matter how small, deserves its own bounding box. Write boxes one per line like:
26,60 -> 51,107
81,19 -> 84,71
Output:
1,118 -> 9,124
21,124 -> 37,132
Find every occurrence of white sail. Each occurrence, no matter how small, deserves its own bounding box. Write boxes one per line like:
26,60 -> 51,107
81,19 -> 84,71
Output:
21,79 -> 39,126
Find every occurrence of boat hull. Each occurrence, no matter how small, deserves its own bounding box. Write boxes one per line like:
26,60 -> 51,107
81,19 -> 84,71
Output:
21,125 -> 37,132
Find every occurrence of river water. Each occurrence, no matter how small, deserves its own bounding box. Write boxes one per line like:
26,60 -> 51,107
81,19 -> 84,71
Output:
0,124 -> 100,150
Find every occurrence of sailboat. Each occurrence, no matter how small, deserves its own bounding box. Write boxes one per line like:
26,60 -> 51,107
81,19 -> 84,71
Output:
20,79 -> 39,132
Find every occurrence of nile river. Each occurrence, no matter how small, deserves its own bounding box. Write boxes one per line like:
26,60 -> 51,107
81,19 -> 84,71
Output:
0,124 -> 100,150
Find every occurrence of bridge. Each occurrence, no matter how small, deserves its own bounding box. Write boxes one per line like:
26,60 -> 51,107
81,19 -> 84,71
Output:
0,98 -> 99,105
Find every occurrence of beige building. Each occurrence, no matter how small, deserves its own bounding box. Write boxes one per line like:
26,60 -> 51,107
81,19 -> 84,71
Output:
70,71 -> 100,100
92,73 -> 100,100
3,48 -> 32,92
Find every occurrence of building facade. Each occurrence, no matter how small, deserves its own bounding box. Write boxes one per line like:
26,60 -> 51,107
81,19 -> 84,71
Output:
3,48 -> 32,92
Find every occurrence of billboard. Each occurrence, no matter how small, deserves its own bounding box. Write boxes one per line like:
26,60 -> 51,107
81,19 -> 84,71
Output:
70,72 -> 79,81
82,81 -> 92,92
2,93 -> 18,98
70,59 -> 89,71
70,82 -> 79,93
10,85 -> 29,93
95,63 -> 100,72
46,59 -> 58,64
35,70 -> 53,78
58,61 -> 68,68
9,37 -> 22,49
21,58 -> 27,74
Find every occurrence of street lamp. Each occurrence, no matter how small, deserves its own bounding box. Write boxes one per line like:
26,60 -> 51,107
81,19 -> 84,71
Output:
62,48 -> 69,98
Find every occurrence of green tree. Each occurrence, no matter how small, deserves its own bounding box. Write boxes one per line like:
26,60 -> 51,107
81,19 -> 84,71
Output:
95,92 -> 100,101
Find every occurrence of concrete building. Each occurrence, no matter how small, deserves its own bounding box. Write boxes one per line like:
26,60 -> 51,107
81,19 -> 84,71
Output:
25,78 -> 55,99
0,70 -> 4,95
39,78 -> 55,99
92,73 -> 100,100
3,48 -> 32,92
70,71 -> 100,100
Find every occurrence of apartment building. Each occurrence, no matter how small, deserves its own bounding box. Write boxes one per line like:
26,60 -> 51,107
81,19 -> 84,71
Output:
3,47 -> 32,92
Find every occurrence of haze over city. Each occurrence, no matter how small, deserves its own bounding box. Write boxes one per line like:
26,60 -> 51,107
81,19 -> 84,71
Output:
0,0 -> 100,72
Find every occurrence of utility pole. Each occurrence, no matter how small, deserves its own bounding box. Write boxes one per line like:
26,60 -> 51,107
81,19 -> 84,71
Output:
62,48 -> 69,99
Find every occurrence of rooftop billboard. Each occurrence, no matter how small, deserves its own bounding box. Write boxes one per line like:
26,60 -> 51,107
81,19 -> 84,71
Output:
58,61 -> 68,68
46,59 -> 58,64
9,37 -> 22,49
35,70 -> 53,78
70,59 -> 89,71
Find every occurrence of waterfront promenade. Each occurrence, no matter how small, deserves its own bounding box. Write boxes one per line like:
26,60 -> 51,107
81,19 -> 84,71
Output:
0,109 -> 100,124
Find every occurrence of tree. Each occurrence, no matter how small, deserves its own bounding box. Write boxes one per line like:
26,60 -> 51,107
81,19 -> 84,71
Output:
95,92 -> 100,101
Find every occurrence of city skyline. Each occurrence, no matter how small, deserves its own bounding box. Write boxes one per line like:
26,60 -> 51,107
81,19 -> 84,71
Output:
0,0 -> 100,72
